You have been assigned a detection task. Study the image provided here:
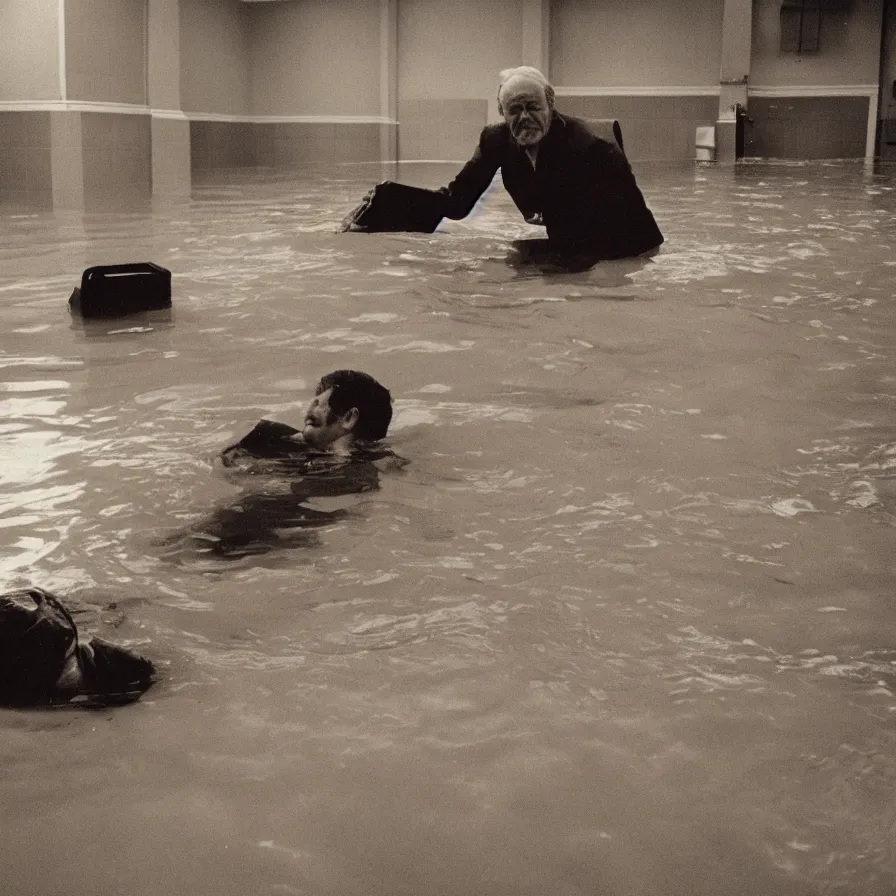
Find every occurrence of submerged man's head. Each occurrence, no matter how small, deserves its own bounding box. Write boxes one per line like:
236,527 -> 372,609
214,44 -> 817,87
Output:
302,369 -> 393,451
497,66 -> 555,147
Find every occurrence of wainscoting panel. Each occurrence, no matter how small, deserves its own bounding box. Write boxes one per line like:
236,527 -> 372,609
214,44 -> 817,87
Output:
745,96 -> 869,159
0,111 -> 52,206
555,95 -> 718,162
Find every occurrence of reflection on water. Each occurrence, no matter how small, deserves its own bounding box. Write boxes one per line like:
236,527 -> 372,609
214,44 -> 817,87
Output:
158,437 -> 403,568
1,161 -> 895,896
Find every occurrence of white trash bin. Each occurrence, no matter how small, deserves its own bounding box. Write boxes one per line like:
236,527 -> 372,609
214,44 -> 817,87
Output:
695,125 -> 716,161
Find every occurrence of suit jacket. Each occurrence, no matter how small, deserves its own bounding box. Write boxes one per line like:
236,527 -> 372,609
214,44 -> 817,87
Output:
440,112 -> 664,259
159,420 -> 399,561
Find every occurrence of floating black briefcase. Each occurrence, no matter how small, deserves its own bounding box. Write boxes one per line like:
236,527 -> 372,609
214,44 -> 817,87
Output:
340,181 -> 446,234
69,262 -> 172,318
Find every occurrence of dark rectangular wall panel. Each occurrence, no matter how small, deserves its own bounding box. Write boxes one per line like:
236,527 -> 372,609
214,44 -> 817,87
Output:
745,95 -> 868,158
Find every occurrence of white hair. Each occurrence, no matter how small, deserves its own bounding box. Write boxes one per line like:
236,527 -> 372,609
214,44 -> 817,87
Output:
497,66 -> 555,111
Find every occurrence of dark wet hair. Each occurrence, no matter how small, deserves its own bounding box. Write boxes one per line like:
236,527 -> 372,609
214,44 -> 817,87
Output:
317,370 -> 393,442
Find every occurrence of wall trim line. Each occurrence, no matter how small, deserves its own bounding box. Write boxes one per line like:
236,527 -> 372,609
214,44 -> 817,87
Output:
554,86 -> 720,96
0,100 -> 151,114
152,109 -> 190,121
187,113 -> 397,124
555,85 -> 878,99
0,102 -> 395,124
749,84 -> 878,97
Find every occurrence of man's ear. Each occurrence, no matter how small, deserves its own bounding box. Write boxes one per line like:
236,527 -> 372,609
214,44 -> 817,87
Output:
340,406 -> 360,432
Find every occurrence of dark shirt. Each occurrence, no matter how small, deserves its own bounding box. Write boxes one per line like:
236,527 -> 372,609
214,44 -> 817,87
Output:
219,419 -> 397,495
163,420 -> 403,562
440,111 -> 664,259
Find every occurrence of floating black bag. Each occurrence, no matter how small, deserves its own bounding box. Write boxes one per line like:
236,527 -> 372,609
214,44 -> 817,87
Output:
340,181 -> 446,234
69,262 -> 172,318
0,587 -> 156,709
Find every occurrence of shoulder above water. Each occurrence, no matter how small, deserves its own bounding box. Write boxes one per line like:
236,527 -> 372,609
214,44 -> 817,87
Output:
219,419 -> 304,468
219,419 -> 407,474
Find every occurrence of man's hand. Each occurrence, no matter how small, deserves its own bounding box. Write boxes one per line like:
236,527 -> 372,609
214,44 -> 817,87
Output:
524,212 -> 544,226
339,188 -> 376,233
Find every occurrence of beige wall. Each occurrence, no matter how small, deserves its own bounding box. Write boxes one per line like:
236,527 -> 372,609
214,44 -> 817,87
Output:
751,0 -> 883,86
251,0 -> 381,116
550,0 -> 725,87
65,0 -> 147,104
398,0 -> 523,100
148,0 -> 181,110
0,0 -> 59,101
180,0 -> 250,115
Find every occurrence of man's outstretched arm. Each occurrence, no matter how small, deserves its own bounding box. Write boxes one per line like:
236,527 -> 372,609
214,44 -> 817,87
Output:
438,128 -> 503,220
339,127 -> 503,232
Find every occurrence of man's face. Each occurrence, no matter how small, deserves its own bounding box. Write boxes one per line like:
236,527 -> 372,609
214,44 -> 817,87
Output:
302,387 -> 354,449
500,79 -> 552,147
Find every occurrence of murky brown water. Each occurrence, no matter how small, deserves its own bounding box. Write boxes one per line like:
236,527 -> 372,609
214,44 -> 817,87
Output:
1,160 -> 895,896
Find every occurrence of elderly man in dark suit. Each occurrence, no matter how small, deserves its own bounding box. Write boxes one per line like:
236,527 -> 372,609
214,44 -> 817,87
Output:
344,66 -> 663,262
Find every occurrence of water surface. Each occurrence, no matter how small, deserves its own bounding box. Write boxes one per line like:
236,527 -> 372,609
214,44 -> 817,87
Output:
1,160 -> 895,896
